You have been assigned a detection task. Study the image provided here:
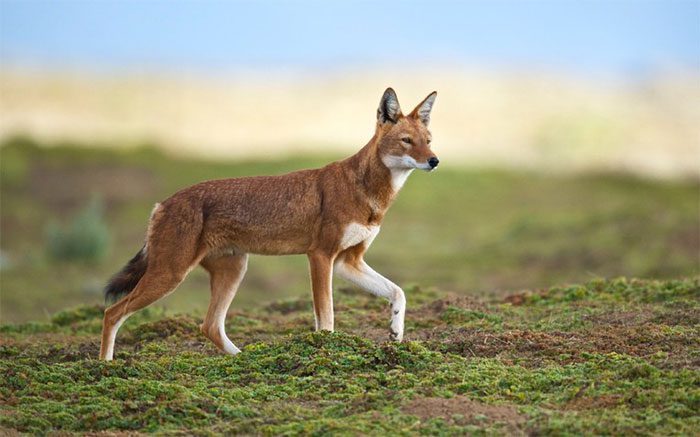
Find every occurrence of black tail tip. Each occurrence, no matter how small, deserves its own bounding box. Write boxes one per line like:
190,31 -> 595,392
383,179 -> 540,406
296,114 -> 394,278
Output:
104,278 -> 132,305
104,246 -> 147,305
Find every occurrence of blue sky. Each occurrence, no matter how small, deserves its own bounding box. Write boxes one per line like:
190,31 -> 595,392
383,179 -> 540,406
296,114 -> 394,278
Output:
1,0 -> 698,74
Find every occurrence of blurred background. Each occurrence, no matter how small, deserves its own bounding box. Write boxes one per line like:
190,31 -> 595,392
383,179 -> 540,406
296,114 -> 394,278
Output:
1,0 -> 698,323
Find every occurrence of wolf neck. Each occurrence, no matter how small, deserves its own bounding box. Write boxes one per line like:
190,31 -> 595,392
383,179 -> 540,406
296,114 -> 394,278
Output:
386,166 -> 413,192
345,138 -> 411,212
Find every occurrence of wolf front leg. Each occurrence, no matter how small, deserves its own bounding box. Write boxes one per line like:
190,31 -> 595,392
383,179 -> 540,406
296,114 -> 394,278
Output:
334,259 -> 405,341
308,252 -> 335,332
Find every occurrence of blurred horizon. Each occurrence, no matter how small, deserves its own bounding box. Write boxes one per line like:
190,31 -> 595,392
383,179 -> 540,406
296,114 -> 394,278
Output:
2,1 -> 699,180
2,66 -> 698,179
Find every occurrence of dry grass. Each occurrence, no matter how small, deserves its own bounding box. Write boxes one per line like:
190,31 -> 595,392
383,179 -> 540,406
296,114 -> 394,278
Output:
1,67 -> 698,178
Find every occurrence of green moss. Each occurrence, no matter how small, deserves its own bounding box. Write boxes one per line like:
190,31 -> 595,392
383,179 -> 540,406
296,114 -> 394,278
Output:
523,277 -> 700,306
1,277 -> 698,435
440,307 -> 503,329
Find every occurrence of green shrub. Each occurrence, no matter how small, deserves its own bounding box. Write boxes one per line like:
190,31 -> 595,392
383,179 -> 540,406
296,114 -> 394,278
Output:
50,305 -> 104,326
45,196 -> 111,264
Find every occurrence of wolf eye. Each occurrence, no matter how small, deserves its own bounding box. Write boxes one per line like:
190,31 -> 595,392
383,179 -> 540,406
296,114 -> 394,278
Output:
427,138 -> 432,144
401,137 -> 412,144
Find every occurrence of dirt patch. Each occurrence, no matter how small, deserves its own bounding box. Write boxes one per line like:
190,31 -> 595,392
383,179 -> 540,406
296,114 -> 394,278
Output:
81,431 -> 150,437
503,291 -> 529,306
402,395 -> 525,431
0,426 -> 22,437
583,310 -> 655,326
503,290 -> 543,306
405,293 -> 489,327
653,308 -> 700,326
349,326 -> 396,343
564,394 -> 624,411
123,315 -> 202,344
27,339 -> 100,363
421,293 -> 486,314
419,324 -> 698,369
264,298 -> 312,314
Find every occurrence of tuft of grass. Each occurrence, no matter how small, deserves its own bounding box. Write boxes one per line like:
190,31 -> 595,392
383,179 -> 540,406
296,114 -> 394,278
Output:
440,306 -> 503,329
51,305 -> 105,327
518,277 -> 700,306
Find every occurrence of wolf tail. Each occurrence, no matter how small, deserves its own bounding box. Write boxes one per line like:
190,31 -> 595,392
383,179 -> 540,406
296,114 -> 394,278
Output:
104,245 -> 148,304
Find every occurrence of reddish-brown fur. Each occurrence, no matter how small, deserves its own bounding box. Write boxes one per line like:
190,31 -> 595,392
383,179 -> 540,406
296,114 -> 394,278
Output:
100,88 -> 438,360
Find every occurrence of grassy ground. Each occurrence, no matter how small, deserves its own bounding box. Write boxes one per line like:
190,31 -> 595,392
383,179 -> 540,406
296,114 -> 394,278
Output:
1,277 -> 698,435
1,136 -> 698,323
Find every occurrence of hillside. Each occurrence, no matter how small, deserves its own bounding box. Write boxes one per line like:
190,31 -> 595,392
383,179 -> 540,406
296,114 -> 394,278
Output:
1,278 -> 698,435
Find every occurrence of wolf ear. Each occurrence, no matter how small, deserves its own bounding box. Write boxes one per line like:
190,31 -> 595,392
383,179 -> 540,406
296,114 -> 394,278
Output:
377,87 -> 402,124
410,91 -> 437,126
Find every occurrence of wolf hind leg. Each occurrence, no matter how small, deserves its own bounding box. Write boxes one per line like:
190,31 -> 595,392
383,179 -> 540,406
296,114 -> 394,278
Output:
100,231 -> 206,360
99,260 -> 196,360
200,253 -> 248,355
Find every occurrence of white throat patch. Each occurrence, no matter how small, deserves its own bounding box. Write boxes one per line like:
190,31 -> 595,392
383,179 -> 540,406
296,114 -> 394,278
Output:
382,154 -> 428,192
388,168 -> 413,192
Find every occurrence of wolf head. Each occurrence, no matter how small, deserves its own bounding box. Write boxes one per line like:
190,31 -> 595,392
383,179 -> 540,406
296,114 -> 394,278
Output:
375,88 -> 439,172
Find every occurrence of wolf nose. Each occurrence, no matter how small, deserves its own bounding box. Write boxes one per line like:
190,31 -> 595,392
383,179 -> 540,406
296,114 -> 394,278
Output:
428,157 -> 439,168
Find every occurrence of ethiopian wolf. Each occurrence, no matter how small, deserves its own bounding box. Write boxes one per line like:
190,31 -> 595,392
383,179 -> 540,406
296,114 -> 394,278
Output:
100,88 -> 439,360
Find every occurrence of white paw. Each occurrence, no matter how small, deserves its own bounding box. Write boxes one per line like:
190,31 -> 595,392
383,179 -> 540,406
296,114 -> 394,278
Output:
390,310 -> 404,342
223,341 -> 241,355
389,327 -> 404,342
